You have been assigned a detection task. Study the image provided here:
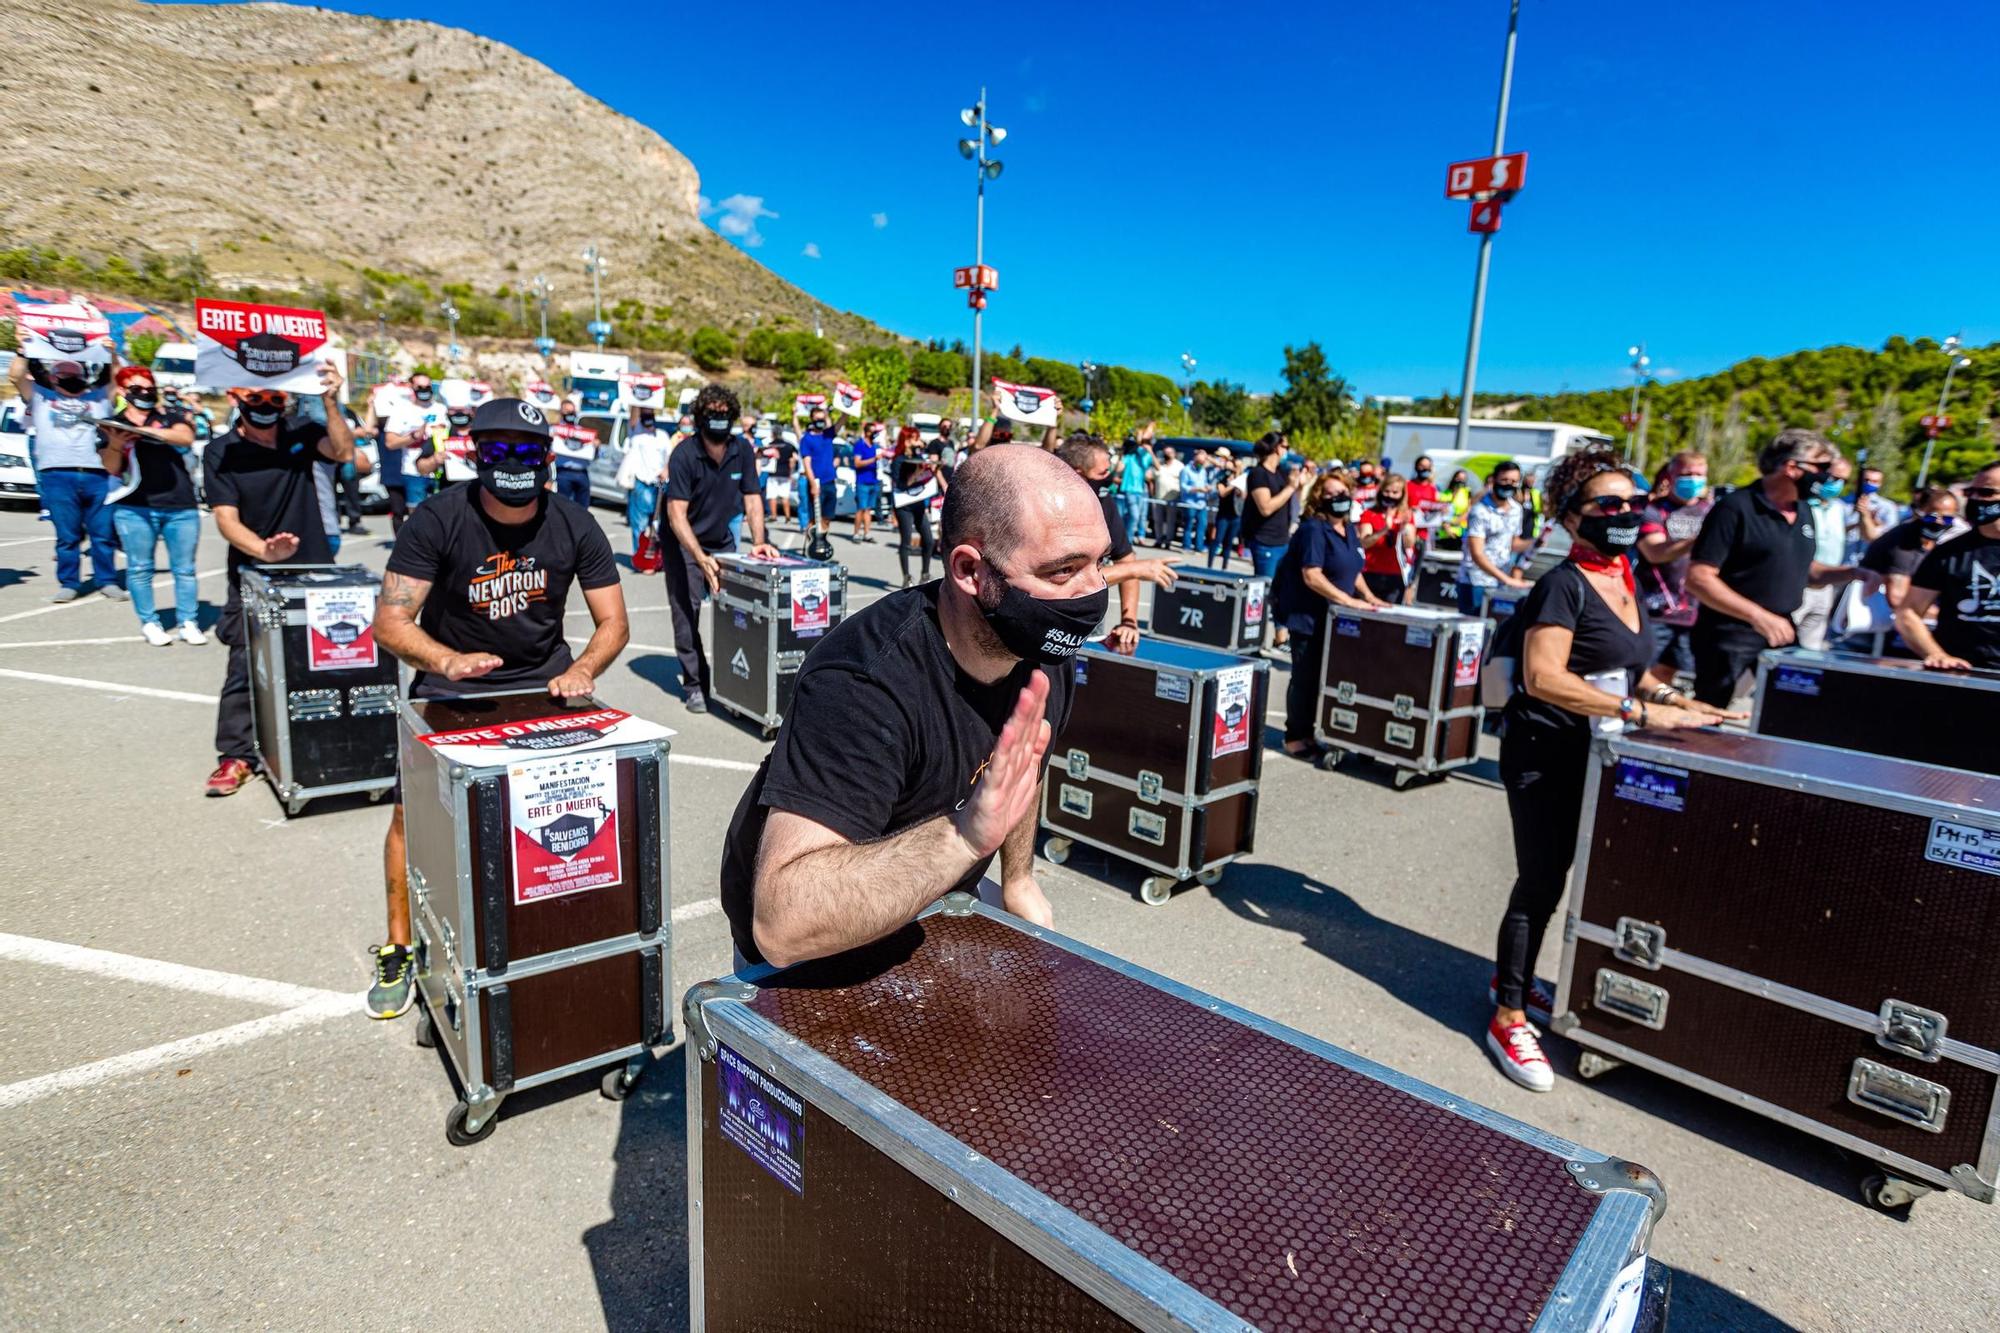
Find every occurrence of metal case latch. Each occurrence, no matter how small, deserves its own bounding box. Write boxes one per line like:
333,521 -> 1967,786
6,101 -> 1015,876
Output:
287,689 -> 342,722
1594,969 -> 1669,1030
1065,748 -> 1089,780
1333,680 -> 1356,705
1848,1058 -> 1950,1133
1613,917 -> 1667,970
776,650 -> 806,672
1392,694 -> 1415,720
349,684 -> 399,717
1136,770 -> 1163,804
1876,999 -> 1948,1063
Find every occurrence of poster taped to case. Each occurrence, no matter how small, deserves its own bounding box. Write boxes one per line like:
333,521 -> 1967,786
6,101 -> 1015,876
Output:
1245,579 -> 1266,626
304,587 -> 378,671
790,567 -> 830,635
1455,622 -> 1487,686
1214,665 -> 1253,757
508,751 -> 621,904
419,706 -> 672,767
717,1042 -> 806,1194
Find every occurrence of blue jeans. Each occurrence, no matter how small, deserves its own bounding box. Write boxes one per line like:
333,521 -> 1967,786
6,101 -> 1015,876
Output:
1249,542 -> 1286,581
41,468 -> 118,590
1118,492 -> 1150,540
1179,501 -> 1210,550
796,475 -> 819,527
1456,583 -> 1488,615
627,482 -> 659,545
112,506 -> 200,626
403,475 -> 433,510
556,463 -> 592,508
1207,515 -> 1240,567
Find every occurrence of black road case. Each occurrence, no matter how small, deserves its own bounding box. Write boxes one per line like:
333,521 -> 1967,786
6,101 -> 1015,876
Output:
1314,605 -> 1487,787
710,552 -> 847,738
1412,551 -> 1462,609
1142,564 -> 1269,654
1555,728 -> 2000,1211
1039,638 -> 1266,906
398,691 -> 674,1144
1750,647 -> 2000,776
685,896 -> 1670,1332
241,564 -> 399,815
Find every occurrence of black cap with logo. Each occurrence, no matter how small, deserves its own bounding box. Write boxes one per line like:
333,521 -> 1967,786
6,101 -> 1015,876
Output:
468,397 -> 552,440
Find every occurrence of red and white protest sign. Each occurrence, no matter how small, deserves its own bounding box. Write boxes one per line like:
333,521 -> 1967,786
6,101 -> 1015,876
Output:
304,587 -> 379,672
1455,622 -> 1487,687
193,298 -> 332,392
508,752 -> 622,905
417,705 -> 672,769
1244,579 -> 1266,628
467,380 -> 495,405
991,378 -> 1060,427
525,379 -> 560,408
620,371 -> 666,405
1213,665 -> 1253,758
794,393 -> 828,414
14,302 -> 111,361
551,422 -> 599,461
790,566 -> 831,635
1445,152 -> 1528,200
831,381 -> 864,417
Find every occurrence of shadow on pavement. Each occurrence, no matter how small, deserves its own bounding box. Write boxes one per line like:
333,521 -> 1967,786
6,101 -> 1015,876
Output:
585,1043 -> 690,1332
1662,1266 -> 1798,1330
625,652 -> 687,698
0,565 -> 37,590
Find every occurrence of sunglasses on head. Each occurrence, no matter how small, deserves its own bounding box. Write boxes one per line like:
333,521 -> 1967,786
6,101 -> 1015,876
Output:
474,439 -> 548,467
1577,494 -> 1638,515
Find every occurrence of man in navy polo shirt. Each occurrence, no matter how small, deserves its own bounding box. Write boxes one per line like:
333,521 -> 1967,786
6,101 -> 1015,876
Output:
663,384 -> 780,712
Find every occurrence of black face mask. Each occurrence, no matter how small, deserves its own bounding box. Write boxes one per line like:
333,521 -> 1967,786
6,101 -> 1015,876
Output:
700,416 -> 732,444
448,414 -> 473,432
55,373 -> 91,394
561,412 -> 578,425
1324,498 -> 1353,518
1576,510 -> 1644,553
978,559 -> 1108,664
1415,468 -> 1431,481
1494,483 -> 1518,500
1088,474 -> 1111,495
127,392 -> 158,412
1967,498 -> 2000,528
478,458 -> 548,501
1379,494 -> 1402,509
412,388 -> 434,404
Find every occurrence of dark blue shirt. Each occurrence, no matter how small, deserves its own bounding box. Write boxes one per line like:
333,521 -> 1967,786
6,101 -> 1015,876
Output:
798,430 -> 837,487
1271,515 -> 1366,635
852,438 -> 879,482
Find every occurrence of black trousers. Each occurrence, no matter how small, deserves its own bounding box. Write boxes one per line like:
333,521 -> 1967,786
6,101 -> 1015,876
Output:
336,466 -> 363,526
1284,619 -> 1325,744
1363,571 -> 1407,603
894,505 -> 933,581
215,597 -> 256,764
384,481 -> 407,533
1493,715 -> 1591,1010
665,535 -> 734,697
1691,617 -> 1767,706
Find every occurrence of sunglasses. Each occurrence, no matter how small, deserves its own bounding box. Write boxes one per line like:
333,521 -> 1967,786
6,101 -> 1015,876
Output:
474,440 -> 549,467
1964,486 -> 2000,501
1577,494 -> 1639,515
240,392 -> 286,410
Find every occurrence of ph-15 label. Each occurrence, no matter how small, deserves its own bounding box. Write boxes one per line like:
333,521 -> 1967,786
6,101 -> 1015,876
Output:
1926,818 -> 2000,878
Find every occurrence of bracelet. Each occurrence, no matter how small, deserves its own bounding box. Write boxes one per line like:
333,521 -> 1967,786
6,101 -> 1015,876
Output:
1118,618 -> 1138,629
1639,701 -> 1650,728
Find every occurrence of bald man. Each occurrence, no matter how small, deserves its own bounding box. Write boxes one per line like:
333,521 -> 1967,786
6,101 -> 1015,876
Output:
720,447 -> 1112,969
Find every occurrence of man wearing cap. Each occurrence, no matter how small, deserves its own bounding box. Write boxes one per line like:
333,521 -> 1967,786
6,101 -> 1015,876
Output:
8,332 -> 122,602
364,396 -> 630,1017
662,383 -> 780,714
201,365 -> 354,796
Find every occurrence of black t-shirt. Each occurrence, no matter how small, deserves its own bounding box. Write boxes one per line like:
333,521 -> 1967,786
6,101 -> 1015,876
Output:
111,409 -> 197,509
720,584 -> 1078,966
1912,531 -> 2000,666
1860,518 -> 1937,580
1099,489 -> 1133,562
384,482 -> 620,694
769,441 -> 796,480
202,424 -> 334,589
666,434 -> 759,548
895,454 -> 940,492
1245,464 -> 1291,547
1503,562 -> 1654,737
1689,480 -> 1817,628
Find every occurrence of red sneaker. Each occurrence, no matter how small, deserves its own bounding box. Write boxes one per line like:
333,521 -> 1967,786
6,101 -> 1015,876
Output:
1486,1016 -> 1555,1092
204,758 -> 257,797
1489,974 -> 1556,1026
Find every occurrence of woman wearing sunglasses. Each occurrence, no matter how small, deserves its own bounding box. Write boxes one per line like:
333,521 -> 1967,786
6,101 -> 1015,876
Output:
1484,447 -> 1740,1094
1897,462 -> 2000,671
98,366 -> 202,646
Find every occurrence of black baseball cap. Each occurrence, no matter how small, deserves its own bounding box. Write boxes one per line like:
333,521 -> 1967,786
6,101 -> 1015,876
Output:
469,397 -> 551,439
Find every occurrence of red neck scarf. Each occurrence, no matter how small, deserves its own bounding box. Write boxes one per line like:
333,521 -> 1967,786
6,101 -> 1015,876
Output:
1569,546 -> 1635,594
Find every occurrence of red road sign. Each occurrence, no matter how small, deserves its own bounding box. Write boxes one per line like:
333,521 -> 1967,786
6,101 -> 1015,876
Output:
1468,199 -> 1504,233
1446,152 -> 1529,200
1618,412 -> 1641,429
1922,414 -> 1952,437
953,265 -> 999,291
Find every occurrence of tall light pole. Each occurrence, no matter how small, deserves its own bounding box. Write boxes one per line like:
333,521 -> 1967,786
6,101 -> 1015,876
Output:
530,275 -> 555,359
958,92 -> 1005,410
1625,342 -> 1651,461
581,246 -> 611,348
439,297 -> 460,364
1916,334 -> 1973,489
1450,0 -> 1522,455
1079,359 -> 1097,423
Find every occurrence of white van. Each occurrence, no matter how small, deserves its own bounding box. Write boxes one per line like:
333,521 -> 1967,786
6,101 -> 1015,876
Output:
150,341 -> 200,390
1379,416 -> 1614,480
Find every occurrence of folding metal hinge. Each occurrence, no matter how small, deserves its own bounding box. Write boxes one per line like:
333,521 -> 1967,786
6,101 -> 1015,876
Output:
1876,999 -> 1947,1063
1332,680 -> 1356,705
683,979 -> 760,1061
937,890 -> 978,917
1614,917 -> 1666,971
1137,770 -> 1163,804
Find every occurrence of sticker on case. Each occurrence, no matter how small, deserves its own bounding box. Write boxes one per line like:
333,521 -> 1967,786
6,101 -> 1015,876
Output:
1925,818 -> 2000,878
1773,665 -> 1822,697
1454,622 -> 1487,687
1405,624 -> 1434,648
1244,580 -> 1266,627
1334,615 -> 1362,638
1155,672 -> 1191,703
717,1043 -> 806,1195
508,751 -> 621,905
1213,665 -> 1253,757
1613,759 -> 1689,813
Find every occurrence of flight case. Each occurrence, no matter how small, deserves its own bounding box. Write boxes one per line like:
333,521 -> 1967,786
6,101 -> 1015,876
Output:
1554,728 -> 2000,1210
398,690 -> 674,1145
1750,647 -> 2000,776
684,896 -> 1671,1332
241,564 -> 399,815
1412,550 -> 1462,608
1142,564 -> 1269,654
710,552 -> 847,738
1314,604 -> 1487,787
1040,638 -> 1267,906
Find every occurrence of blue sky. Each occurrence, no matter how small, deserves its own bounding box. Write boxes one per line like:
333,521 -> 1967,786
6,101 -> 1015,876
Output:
284,1 -> 1994,395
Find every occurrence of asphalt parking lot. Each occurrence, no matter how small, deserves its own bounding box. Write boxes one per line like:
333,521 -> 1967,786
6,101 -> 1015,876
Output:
0,497 -> 1994,1331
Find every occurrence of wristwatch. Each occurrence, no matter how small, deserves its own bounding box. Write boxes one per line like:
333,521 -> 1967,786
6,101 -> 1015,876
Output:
1618,696 -> 1640,724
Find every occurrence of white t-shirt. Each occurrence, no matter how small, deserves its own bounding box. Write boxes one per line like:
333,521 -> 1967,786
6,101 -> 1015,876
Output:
622,428 -> 671,488
27,385 -> 112,470
1152,459 -> 1184,500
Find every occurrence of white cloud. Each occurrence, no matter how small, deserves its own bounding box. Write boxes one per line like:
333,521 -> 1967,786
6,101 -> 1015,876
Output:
802,242 -> 822,259
712,194 -> 777,248
870,212 -> 888,229
696,194 -> 713,216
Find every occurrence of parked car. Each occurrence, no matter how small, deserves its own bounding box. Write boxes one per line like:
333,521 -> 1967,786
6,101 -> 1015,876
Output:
149,341 -> 201,391
0,398 -> 37,506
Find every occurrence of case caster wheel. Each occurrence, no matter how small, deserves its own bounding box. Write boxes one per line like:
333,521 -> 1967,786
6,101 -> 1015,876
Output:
1043,837 -> 1072,866
760,725 -> 778,741
284,797 -> 305,817
367,789 -> 387,804
445,1100 -> 499,1147
412,1007 -> 436,1049
601,1061 -> 643,1101
1195,866 -> 1224,887
1860,1172 -> 1931,1212
1316,748 -> 1345,771
1139,876 -> 1176,907
1392,768 -> 1423,791
1575,1051 -> 1624,1081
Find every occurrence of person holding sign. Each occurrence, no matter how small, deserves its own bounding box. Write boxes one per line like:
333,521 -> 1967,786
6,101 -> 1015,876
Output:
97,366 -> 203,646
8,328 -> 121,603
366,396 -> 630,1019
551,399 -> 598,506
663,384 -> 780,714
201,365 -> 354,796
793,404 -> 838,544
891,426 -> 946,587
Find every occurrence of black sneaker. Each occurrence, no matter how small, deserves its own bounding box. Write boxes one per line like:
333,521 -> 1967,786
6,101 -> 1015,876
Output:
685,690 -> 708,714
367,944 -> 413,1019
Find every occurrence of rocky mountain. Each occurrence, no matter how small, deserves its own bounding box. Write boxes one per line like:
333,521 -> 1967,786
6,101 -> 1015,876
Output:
0,0 -> 888,344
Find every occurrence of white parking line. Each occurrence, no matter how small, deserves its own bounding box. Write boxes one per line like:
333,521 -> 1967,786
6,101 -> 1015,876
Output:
0,666 -> 218,703
671,898 -> 723,923
0,567 -> 227,624
0,932 -> 343,1009
669,754 -> 760,773
0,535 -> 55,548
0,635 -> 144,649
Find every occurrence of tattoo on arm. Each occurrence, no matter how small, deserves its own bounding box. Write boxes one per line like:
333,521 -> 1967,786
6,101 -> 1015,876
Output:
379,571 -> 430,612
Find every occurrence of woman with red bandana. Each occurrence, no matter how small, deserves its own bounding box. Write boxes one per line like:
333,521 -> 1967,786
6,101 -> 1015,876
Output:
1482,447 -> 1739,1094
